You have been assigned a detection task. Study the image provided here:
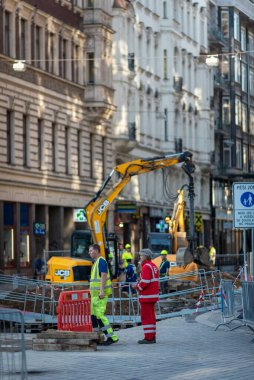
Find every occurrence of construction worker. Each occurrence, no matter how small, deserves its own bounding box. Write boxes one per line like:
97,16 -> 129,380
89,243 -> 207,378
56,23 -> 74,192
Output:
159,250 -> 170,294
89,244 -> 119,345
122,243 -> 133,268
136,248 -> 159,344
122,258 -> 137,294
209,244 -> 216,266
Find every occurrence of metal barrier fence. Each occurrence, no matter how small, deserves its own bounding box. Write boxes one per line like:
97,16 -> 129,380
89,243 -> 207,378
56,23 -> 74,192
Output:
242,282 -> 254,325
215,279 -> 242,331
0,269 -> 222,327
0,309 -> 27,380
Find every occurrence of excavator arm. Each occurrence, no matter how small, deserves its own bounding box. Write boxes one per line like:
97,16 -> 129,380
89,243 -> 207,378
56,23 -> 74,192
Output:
84,151 -> 194,257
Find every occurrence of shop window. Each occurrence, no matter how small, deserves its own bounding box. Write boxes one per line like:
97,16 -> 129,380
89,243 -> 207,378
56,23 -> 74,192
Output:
4,202 -> 13,225
4,202 -> 14,268
20,204 -> 30,267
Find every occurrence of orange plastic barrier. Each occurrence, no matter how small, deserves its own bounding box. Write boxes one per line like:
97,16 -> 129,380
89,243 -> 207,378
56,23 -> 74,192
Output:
57,290 -> 92,332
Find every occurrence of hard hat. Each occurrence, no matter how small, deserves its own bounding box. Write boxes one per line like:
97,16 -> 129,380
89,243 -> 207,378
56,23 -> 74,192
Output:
125,244 -> 131,249
139,248 -> 153,259
161,250 -> 168,255
108,253 -> 113,259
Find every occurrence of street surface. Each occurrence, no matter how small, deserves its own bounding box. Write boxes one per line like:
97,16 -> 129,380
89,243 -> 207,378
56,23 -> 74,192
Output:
25,310 -> 254,380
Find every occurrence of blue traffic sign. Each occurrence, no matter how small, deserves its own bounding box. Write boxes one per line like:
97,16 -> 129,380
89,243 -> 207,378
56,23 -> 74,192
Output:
240,192 -> 254,208
233,183 -> 254,228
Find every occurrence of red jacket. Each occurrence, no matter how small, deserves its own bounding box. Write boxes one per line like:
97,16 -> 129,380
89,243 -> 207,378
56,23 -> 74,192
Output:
136,259 -> 159,303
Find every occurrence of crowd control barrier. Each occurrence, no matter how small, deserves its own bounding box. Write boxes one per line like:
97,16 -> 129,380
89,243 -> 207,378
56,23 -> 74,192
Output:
0,309 -> 27,379
229,282 -> 254,336
215,280 -> 242,331
57,290 -> 92,332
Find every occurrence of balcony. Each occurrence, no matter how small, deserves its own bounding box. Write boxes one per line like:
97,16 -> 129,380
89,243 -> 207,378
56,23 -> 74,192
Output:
215,119 -> 231,136
83,9 -> 112,29
209,28 -> 227,47
113,123 -> 137,153
84,84 -> 115,121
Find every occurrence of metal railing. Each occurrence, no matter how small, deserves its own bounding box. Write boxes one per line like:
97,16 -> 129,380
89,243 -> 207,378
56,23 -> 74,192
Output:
0,270 -> 222,328
215,279 -> 242,331
0,309 -> 27,380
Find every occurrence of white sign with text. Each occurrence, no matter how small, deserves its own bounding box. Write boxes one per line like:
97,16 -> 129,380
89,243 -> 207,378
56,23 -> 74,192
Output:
233,182 -> 254,228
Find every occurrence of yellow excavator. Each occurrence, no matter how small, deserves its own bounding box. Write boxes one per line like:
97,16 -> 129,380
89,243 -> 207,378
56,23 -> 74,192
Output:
46,151 -> 196,283
152,189 -> 210,281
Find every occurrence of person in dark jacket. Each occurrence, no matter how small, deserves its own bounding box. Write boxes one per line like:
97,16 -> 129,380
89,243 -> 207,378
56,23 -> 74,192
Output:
122,258 -> 137,294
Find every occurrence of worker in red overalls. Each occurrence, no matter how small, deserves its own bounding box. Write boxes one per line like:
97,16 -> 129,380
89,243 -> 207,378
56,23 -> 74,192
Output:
136,248 -> 159,344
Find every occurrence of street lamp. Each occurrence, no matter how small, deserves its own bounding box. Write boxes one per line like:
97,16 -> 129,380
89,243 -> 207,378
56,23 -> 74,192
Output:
13,60 -> 26,72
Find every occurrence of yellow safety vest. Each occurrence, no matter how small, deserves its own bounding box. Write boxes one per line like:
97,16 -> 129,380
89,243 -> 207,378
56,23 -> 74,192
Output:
90,257 -> 112,296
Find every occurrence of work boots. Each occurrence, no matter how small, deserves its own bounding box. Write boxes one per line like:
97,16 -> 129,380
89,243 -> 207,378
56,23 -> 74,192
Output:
137,338 -> 156,344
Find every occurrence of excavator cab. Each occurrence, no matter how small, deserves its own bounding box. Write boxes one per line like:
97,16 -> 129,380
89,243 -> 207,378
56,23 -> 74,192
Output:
71,230 -> 92,260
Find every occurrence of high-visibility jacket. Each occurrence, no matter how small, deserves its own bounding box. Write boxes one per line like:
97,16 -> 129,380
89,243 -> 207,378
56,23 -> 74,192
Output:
122,250 -> 133,268
136,260 -> 159,303
90,257 -> 112,297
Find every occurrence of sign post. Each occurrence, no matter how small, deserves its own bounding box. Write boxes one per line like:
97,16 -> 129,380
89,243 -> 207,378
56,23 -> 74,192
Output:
233,182 -> 254,281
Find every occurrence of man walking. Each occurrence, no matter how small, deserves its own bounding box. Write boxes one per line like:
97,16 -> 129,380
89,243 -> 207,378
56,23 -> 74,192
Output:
89,244 -> 119,345
136,248 -> 159,344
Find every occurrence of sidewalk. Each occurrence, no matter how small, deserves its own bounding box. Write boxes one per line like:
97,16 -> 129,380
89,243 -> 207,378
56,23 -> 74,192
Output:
25,309 -> 254,380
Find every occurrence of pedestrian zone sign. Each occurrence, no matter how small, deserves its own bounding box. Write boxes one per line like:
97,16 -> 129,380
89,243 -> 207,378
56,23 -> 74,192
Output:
233,182 -> 254,228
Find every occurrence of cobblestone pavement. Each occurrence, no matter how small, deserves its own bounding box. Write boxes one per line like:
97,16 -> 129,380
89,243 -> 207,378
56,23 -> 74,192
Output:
25,310 -> 254,380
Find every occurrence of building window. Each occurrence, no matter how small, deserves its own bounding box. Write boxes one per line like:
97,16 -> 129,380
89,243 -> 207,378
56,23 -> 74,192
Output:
234,12 -> 240,41
163,49 -> 168,80
60,38 -> 68,79
47,32 -> 55,73
242,103 -> 248,132
221,10 -> 229,38
23,115 -> 28,167
250,146 -> 254,172
241,27 -> 247,51
77,130 -> 81,176
73,44 -> 79,82
222,97 -> 230,125
38,119 -> 43,169
87,52 -> 95,83
20,18 -> 27,60
34,25 -> 42,68
6,110 -> 13,164
250,110 -> 254,135
223,141 -> 231,168
52,122 -> 57,172
243,144 -> 248,171
250,68 -> 254,95
249,32 -> 254,57
128,53 -> 135,71
235,97 -> 242,126
236,139 -> 242,169
221,55 -> 229,80
102,136 -> 106,180
89,133 -> 95,178
65,127 -> 70,174
4,10 -> 11,56
87,0 -> 94,7
234,55 -> 241,83
241,63 -> 247,92
163,1 -> 167,18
